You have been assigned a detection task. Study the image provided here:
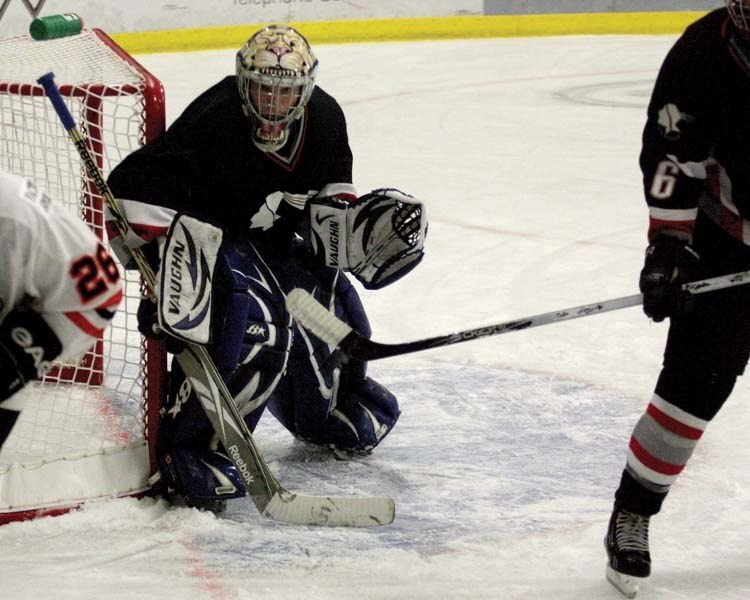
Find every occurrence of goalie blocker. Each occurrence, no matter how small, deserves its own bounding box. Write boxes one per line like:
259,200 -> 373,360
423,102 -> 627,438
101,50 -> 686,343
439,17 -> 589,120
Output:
307,188 -> 427,289
157,213 -> 224,347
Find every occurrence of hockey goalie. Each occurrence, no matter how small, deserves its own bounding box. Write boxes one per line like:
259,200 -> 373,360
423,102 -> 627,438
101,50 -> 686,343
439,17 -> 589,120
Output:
105,24 -> 427,511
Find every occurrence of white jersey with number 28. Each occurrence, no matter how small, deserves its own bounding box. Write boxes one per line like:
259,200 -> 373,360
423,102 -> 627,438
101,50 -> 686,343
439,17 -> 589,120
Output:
0,170 -> 123,362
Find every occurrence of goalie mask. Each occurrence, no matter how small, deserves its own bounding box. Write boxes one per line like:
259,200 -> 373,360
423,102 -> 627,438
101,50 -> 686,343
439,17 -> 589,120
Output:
728,0 -> 750,32
236,25 -> 318,152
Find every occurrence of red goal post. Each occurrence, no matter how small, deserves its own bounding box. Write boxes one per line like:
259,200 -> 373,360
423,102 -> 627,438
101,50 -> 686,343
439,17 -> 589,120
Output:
0,28 -> 167,523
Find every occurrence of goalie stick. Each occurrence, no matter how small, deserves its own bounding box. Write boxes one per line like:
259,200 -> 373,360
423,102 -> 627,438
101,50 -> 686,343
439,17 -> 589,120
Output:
38,72 -> 394,527
286,270 -> 750,361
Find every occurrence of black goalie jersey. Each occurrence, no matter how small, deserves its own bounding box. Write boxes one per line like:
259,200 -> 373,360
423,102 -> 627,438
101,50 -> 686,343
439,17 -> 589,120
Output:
641,8 -> 750,243
107,77 -> 356,253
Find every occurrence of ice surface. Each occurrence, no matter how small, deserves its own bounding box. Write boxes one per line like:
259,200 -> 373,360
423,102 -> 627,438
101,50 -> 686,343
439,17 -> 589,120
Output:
4,34 -> 750,599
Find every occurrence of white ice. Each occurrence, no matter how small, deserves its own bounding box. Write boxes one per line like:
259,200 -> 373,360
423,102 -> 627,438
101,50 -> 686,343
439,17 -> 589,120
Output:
4,34 -> 750,600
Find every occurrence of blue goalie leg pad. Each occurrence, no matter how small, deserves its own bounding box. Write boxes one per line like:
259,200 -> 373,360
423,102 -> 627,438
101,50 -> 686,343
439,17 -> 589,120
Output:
159,446 -> 247,512
294,377 -> 401,454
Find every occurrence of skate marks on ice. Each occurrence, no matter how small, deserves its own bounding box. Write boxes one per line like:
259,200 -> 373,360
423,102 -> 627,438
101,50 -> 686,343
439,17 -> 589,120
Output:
555,77 -> 654,110
221,358 -> 640,561
3,358 -> 750,598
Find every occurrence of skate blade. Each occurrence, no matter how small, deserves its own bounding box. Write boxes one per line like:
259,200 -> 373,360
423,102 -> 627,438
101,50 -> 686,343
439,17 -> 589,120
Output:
606,564 -> 642,599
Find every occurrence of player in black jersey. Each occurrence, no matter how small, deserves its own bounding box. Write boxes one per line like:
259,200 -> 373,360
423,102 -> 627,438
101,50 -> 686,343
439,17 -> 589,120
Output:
605,2 -> 750,594
107,25 -> 427,511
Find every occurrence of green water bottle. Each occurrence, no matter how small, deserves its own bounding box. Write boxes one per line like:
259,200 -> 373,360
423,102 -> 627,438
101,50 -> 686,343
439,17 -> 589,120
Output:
29,14 -> 84,41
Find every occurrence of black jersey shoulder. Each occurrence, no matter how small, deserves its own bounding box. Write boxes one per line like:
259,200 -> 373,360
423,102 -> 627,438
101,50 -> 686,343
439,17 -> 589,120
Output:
298,86 -> 353,178
168,77 -> 244,138
307,86 -> 346,126
648,9 -> 731,113
108,77 -> 247,206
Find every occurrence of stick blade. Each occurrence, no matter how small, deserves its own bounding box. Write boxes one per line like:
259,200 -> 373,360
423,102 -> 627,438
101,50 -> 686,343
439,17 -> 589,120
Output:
286,288 -> 353,347
264,490 -> 395,527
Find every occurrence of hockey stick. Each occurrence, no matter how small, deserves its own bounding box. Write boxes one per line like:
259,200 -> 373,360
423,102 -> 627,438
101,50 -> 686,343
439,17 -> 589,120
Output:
38,72 -> 394,527
286,270 -> 750,362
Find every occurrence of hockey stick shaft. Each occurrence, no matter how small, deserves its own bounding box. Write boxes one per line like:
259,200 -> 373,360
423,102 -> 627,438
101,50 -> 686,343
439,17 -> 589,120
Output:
39,72 -> 394,526
287,270 -> 750,361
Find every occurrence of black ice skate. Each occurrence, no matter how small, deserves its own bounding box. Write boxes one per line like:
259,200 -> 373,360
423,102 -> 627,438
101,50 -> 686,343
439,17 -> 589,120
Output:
604,505 -> 651,598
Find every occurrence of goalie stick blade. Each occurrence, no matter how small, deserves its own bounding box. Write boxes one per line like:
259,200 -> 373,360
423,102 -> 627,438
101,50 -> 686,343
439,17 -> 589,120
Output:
264,490 -> 395,527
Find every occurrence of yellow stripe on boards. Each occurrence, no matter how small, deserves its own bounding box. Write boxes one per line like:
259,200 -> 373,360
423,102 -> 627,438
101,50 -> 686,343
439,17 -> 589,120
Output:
110,11 -> 708,55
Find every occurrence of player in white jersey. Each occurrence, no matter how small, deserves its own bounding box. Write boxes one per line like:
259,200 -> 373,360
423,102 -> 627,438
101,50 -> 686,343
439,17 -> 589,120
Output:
0,169 -> 123,448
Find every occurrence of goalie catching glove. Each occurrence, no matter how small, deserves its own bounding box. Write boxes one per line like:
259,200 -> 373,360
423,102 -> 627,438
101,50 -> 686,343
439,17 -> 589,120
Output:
307,188 -> 427,289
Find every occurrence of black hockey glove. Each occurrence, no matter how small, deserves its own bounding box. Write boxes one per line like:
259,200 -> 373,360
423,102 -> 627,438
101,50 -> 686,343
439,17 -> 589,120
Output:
137,296 -> 161,340
639,234 -> 700,322
0,307 -> 63,402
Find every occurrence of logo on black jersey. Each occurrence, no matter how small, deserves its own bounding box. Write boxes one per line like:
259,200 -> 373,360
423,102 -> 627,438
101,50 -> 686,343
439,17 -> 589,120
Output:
249,191 -> 284,231
657,103 -> 694,141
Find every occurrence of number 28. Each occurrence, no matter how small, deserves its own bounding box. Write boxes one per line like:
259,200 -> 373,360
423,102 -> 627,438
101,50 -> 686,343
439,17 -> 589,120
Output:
70,243 -> 120,302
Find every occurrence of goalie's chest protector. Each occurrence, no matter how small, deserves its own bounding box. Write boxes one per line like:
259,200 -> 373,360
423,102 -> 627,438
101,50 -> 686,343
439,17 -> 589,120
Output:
161,80 -> 352,245
108,78 -> 352,247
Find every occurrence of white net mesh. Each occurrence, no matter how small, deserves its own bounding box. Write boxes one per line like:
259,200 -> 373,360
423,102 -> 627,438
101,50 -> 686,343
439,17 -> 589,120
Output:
0,29 -> 165,519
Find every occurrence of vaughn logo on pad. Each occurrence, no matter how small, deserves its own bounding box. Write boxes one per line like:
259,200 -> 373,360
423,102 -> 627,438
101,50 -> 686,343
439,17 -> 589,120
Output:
159,213 -> 224,345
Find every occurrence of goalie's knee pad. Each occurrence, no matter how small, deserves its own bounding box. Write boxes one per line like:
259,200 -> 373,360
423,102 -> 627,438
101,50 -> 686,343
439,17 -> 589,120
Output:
267,260 -> 401,453
156,238 -> 295,463
157,365 -> 215,451
211,239 -> 293,416
291,263 -> 370,382
158,446 -> 246,512
283,241 -> 371,338
294,377 -> 400,453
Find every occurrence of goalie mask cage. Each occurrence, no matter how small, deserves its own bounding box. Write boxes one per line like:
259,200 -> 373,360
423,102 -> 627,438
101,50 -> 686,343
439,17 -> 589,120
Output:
0,29 -> 167,524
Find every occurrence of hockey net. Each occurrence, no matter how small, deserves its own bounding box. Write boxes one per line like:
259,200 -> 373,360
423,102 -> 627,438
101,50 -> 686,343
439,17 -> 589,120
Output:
0,29 -> 167,523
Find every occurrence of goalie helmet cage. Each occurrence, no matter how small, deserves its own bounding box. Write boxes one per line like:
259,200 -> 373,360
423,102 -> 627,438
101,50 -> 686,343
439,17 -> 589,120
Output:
0,28 -> 167,524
